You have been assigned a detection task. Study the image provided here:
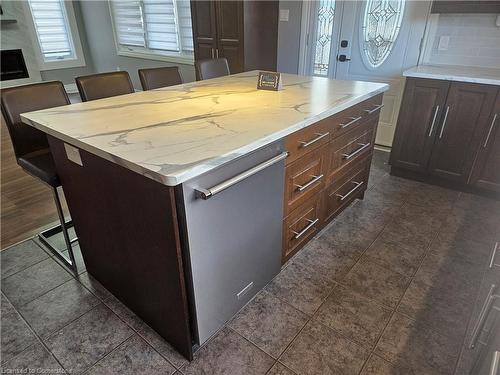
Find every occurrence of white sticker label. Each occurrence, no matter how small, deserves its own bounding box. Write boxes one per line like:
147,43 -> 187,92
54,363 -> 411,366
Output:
64,143 -> 83,166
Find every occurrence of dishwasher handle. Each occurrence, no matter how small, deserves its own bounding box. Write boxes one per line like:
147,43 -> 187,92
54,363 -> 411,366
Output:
195,151 -> 288,200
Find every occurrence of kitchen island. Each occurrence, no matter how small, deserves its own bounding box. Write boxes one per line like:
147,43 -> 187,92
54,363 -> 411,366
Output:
22,71 -> 388,359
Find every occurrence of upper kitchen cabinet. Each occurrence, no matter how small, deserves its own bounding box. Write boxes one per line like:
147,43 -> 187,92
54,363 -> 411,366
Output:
390,78 -> 449,173
469,92 -> 500,192
190,1 -> 278,76
427,82 -> 498,183
431,1 -> 500,13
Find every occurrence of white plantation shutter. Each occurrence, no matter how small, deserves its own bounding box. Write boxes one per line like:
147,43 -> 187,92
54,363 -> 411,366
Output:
111,0 -> 193,54
28,0 -> 74,60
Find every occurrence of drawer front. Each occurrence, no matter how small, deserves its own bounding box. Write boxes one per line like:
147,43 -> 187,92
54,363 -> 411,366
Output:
283,196 -> 322,262
285,121 -> 330,165
324,157 -> 370,223
328,117 -> 376,181
318,94 -> 383,139
284,146 -> 327,215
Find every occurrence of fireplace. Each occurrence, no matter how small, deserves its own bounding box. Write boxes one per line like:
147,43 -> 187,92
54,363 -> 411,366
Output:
1,49 -> 29,81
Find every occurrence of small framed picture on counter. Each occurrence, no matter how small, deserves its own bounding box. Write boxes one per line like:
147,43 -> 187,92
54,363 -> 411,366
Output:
257,71 -> 283,91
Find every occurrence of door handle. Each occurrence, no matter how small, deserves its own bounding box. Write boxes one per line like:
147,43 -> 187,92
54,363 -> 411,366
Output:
439,106 -> 450,139
195,152 -> 288,199
337,54 -> 351,62
469,284 -> 499,348
211,48 -> 215,59
490,242 -> 499,269
428,105 -> 440,137
484,113 -> 498,148
216,48 -> 219,58
490,351 -> 500,375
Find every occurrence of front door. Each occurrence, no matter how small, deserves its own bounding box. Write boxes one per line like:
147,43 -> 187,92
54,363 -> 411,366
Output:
299,0 -> 431,146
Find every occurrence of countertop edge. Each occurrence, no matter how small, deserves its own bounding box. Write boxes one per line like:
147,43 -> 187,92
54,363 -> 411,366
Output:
21,84 -> 388,187
403,70 -> 500,86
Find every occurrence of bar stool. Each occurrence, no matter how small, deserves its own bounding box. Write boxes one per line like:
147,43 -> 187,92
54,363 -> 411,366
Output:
138,67 -> 183,91
75,71 -> 134,102
1,81 -> 78,272
195,58 -> 230,80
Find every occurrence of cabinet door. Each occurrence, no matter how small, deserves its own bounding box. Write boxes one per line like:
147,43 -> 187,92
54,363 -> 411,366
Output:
469,91 -> 500,192
427,83 -> 498,183
215,1 -> 244,73
389,78 -> 449,172
190,1 -> 217,61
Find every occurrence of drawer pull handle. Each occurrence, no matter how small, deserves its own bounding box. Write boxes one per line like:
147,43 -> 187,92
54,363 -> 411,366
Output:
342,142 -> 371,160
292,218 -> 319,239
489,242 -> 499,269
339,116 -> 362,129
490,351 -> 500,375
335,180 -> 364,201
295,174 -> 324,192
298,132 -> 330,148
469,284 -> 499,348
364,104 -> 384,114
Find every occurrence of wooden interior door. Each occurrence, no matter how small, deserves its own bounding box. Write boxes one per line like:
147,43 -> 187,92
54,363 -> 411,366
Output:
215,1 -> 244,73
190,1 -> 218,61
427,82 -> 498,183
468,91 -> 500,192
389,78 -> 449,173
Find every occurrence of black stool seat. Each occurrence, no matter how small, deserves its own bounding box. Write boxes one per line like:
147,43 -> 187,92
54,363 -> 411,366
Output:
18,149 -> 60,187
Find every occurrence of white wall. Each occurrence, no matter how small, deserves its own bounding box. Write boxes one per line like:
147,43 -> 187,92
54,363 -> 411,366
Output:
421,13 -> 500,69
277,1 -> 303,74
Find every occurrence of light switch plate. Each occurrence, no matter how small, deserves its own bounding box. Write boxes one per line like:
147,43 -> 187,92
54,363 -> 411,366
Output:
438,35 -> 450,51
279,9 -> 289,22
64,143 -> 83,166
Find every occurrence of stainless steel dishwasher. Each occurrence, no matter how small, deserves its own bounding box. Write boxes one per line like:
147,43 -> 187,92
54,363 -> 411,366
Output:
179,141 -> 286,345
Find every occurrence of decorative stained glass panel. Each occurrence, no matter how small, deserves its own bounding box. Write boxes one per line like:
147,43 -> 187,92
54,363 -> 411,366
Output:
313,0 -> 335,76
362,0 -> 405,68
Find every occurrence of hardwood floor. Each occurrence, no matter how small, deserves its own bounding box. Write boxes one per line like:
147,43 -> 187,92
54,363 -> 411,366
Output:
1,120 -> 65,250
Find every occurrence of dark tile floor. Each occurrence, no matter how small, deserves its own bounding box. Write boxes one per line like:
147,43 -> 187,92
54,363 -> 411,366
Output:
2,150 -> 499,374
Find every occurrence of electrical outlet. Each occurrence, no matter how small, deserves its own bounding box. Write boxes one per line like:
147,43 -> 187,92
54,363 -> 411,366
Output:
279,9 -> 289,22
438,35 -> 450,51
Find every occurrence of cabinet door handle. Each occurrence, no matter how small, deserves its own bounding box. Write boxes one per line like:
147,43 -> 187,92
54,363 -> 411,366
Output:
342,142 -> 370,160
211,48 -> 215,59
292,218 -> 319,239
469,284 -> 499,348
489,351 -> 500,375
216,49 -> 219,58
489,242 -> 499,269
439,106 -> 450,139
298,132 -> 330,148
336,180 -> 364,201
428,105 -> 440,137
484,114 -> 498,148
339,116 -> 362,129
364,104 -> 384,114
295,174 -> 324,192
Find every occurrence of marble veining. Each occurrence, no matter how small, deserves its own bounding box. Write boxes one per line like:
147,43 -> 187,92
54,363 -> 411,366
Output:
404,65 -> 500,86
21,71 -> 387,186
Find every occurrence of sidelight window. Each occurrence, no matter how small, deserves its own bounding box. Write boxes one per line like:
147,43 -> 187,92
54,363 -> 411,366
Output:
312,0 -> 336,76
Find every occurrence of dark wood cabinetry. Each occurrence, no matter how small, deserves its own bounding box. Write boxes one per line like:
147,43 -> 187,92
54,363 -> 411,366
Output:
190,1 -> 278,75
282,95 -> 383,262
431,1 -> 500,14
469,93 -> 500,192
390,77 -> 500,196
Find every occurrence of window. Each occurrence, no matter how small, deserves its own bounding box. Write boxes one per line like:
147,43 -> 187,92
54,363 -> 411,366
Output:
25,0 -> 85,70
312,0 -> 336,77
361,0 -> 405,68
110,0 -> 194,64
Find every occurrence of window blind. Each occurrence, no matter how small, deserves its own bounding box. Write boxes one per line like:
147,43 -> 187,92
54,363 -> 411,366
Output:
28,0 -> 74,60
111,0 -> 193,54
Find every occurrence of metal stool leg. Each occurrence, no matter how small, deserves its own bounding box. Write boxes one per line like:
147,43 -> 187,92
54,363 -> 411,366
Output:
38,186 -> 78,273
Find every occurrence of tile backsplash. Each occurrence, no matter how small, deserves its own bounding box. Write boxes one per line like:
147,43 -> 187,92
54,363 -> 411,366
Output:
421,14 -> 500,69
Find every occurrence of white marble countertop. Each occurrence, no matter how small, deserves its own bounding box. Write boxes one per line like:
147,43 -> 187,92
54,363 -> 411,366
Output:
22,71 -> 388,186
404,65 -> 500,86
